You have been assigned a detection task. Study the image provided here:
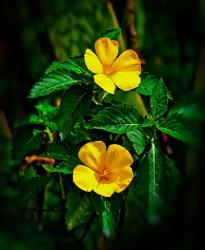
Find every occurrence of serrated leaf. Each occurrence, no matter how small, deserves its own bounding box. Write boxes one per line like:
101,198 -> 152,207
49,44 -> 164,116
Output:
42,144 -> 71,161
156,115 -> 198,144
87,104 -> 150,134
29,69 -> 80,98
127,129 -> 148,155
58,87 -> 92,141
46,56 -> 90,76
135,141 -> 179,221
99,28 -> 121,40
66,189 -> 93,230
150,80 -> 168,119
136,73 -> 159,96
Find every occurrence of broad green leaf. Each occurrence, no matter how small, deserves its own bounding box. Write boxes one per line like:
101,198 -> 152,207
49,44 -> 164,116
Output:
168,92 -> 205,121
42,144 -> 71,161
99,28 -> 121,40
100,197 -> 122,238
29,69 -> 80,98
35,99 -> 58,118
127,129 -> 148,155
150,80 -> 168,119
46,56 -> 91,76
135,141 -> 179,221
66,188 -> 94,230
136,73 -> 160,96
87,104 -> 150,134
58,87 -> 92,140
137,73 -> 172,100
42,163 -> 74,175
14,114 -> 42,128
156,115 -> 198,144
13,129 -> 43,160
20,176 -> 50,202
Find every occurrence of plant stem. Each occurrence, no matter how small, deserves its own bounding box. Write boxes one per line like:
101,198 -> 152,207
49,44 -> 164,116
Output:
44,127 -> 54,143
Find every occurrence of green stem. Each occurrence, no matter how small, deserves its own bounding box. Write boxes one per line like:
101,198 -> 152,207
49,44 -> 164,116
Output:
44,127 -> 54,143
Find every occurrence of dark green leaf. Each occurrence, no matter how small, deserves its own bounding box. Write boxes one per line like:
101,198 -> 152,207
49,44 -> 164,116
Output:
29,69 -> 80,98
42,144 -> 71,161
150,80 -> 168,119
100,197 -> 122,238
14,114 -> 42,128
135,140 -> 179,221
66,189 -> 93,230
99,28 -> 121,40
156,115 -> 198,144
46,56 -> 90,76
127,129 -> 148,155
168,92 -> 205,121
136,73 -> 159,96
42,163 -> 74,175
13,129 -> 43,160
87,104 -> 150,134
20,176 -> 50,202
58,87 -> 92,140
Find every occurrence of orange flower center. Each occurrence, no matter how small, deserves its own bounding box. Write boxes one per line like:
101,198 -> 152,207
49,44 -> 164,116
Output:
97,167 -> 112,183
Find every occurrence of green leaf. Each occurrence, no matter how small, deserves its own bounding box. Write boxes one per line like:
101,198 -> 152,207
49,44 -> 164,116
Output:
135,140 -> 179,221
42,163 -> 74,175
168,92 -> 205,121
87,104 -> 150,134
20,176 -> 50,202
42,144 -> 71,161
137,73 -> 172,100
14,114 -> 43,128
99,28 -> 121,40
66,189 -> 94,230
58,87 -> 92,141
46,56 -> 90,76
150,79 -> 168,119
156,115 -> 198,144
127,129 -> 148,155
29,69 -> 80,98
100,197 -> 122,238
13,128 -> 43,160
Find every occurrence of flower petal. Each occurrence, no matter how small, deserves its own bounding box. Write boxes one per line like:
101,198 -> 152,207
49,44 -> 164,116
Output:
73,165 -> 98,192
114,166 -> 133,193
84,49 -> 103,73
95,38 -> 119,68
93,182 -> 117,197
94,74 -> 116,94
105,144 -> 133,171
111,49 -> 141,73
111,72 -> 141,91
78,141 -> 106,171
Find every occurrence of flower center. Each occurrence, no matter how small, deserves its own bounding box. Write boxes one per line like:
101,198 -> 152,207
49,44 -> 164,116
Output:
103,64 -> 113,75
98,167 -> 112,183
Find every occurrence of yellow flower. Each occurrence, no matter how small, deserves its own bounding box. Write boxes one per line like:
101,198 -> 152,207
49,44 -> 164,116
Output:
73,141 -> 134,197
84,37 -> 141,94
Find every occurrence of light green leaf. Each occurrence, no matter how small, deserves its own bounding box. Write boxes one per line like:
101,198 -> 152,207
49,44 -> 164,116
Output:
58,87 -> 92,141
156,115 -> 198,144
99,28 -> 121,40
150,79 -> 168,119
87,104 -> 150,134
29,69 -> 80,98
66,189 -> 93,230
42,163 -> 74,175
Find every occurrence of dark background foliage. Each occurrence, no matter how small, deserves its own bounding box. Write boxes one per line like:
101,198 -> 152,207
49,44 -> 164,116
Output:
0,0 -> 204,249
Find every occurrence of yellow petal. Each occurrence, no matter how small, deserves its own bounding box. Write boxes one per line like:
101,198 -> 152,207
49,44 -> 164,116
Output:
78,141 -> 106,171
111,49 -> 141,73
114,166 -> 133,193
84,49 -> 103,73
105,144 -> 133,171
94,74 -> 116,94
95,38 -> 119,68
111,72 -> 141,91
73,165 -> 98,192
93,182 -> 117,197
